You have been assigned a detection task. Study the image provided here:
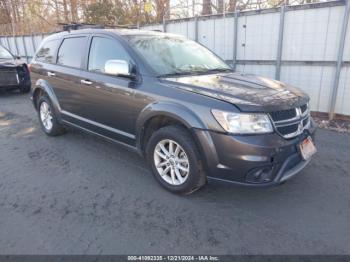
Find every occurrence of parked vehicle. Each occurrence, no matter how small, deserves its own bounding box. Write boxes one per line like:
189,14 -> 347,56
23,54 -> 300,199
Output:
0,44 -> 31,93
30,27 -> 316,194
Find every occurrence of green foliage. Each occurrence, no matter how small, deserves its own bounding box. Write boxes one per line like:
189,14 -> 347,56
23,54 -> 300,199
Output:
84,0 -> 158,26
84,0 -> 120,25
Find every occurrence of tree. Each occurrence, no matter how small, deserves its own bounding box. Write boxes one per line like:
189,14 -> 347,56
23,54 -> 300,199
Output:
228,0 -> 237,11
70,0 -> 78,21
62,0 -> 69,22
217,0 -> 224,13
201,0 -> 212,15
0,0 -> 325,36
154,0 -> 170,21
84,0 -> 118,25
0,1 -> 11,24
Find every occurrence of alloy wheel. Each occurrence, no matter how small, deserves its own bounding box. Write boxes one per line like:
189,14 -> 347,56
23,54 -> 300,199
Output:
153,139 -> 190,186
40,101 -> 53,131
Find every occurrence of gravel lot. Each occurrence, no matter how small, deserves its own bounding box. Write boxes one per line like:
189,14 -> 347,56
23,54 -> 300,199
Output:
0,91 -> 349,255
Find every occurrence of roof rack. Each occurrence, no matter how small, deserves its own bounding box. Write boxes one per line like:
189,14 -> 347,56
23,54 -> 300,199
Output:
103,24 -> 138,30
59,22 -> 138,31
59,23 -> 104,31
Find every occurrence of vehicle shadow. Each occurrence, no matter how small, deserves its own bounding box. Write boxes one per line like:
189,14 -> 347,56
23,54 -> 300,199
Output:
0,91 -> 316,210
66,125 -> 307,205
68,125 -> 305,210
0,89 -> 26,97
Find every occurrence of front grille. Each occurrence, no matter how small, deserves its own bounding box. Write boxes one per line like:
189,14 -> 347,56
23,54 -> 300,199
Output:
276,123 -> 299,135
302,117 -> 309,127
270,108 -> 296,122
269,103 -> 310,139
300,104 -> 308,114
0,69 -> 19,86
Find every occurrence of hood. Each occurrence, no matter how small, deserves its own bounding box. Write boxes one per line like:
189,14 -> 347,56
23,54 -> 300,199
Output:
0,58 -> 18,68
163,72 -> 309,112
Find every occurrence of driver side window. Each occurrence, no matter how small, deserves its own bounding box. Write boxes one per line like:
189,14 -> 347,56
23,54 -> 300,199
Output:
88,37 -> 131,73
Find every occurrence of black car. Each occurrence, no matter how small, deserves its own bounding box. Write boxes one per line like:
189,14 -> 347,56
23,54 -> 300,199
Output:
0,44 -> 31,93
30,28 -> 317,194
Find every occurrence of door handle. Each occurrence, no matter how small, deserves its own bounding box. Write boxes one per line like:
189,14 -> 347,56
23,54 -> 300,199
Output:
47,71 -> 56,77
81,79 -> 93,85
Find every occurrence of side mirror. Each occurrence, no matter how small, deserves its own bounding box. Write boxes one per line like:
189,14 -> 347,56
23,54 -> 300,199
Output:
104,60 -> 132,77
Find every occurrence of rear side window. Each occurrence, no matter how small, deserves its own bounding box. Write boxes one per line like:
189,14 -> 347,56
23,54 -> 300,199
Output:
35,40 -> 60,63
88,37 -> 131,73
57,37 -> 86,68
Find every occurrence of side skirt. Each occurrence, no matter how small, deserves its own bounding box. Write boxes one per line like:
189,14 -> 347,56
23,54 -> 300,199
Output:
62,120 -> 142,156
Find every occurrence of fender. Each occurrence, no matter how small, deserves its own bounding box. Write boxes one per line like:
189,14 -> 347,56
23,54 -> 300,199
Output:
135,101 -> 220,169
32,79 -> 62,122
135,101 -> 207,147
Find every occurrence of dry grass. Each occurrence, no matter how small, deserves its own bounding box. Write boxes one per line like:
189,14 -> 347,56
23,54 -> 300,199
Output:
313,117 -> 350,134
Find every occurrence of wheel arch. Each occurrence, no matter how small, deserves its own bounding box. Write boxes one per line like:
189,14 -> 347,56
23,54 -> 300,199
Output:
32,80 -> 62,121
136,102 -> 207,154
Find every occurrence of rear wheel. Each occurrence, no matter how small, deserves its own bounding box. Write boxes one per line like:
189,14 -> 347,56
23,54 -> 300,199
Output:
37,95 -> 66,136
146,126 -> 206,194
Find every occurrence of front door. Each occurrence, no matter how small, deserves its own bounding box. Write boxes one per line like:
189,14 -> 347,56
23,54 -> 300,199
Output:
76,36 -> 138,145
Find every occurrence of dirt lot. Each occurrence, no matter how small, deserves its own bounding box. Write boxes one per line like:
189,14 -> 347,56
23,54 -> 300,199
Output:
0,91 -> 349,255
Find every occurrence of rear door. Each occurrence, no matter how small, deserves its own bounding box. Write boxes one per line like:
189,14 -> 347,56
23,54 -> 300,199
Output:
53,36 -> 88,114
30,39 -> 61,90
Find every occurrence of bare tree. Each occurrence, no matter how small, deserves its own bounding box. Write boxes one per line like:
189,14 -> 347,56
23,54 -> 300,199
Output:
228,0 -> 236,11
154,0 -> 170,21
0,0 -> 327,35
70,0 -> 78,21
62,0 -> 69,22
202,0 -> 212,15
217,0 -> 224,14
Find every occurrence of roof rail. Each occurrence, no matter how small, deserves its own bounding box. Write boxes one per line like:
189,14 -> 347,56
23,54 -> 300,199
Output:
104,24 -> 138,29
58,22 -> 138,31
59,23 -> 104,31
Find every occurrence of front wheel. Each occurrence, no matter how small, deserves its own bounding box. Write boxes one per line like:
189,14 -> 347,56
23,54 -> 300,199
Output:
146,126 -> 207,195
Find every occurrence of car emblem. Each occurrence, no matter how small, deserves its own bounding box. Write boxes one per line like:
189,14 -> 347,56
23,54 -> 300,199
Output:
296,107 -> 304,134
298,121 -> 303,133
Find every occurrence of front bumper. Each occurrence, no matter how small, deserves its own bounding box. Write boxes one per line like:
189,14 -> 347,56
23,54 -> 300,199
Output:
0,66 -> 31,90
194,118 -> 317,186
0,81 -> 31,91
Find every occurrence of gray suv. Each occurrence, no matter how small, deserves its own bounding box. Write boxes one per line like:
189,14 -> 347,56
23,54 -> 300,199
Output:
30,28 -> 316,194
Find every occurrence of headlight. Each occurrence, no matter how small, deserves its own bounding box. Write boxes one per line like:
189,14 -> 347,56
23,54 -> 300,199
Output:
211,109 -> 273,134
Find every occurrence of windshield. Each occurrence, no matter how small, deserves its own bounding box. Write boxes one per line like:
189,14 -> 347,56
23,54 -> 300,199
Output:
0,46 -> 13,60
127,35 -> 231,76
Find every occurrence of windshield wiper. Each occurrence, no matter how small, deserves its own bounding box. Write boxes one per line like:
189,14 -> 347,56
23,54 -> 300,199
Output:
157,71 -> 194,78
200,68 -> 232,73
158,68 -> 232,78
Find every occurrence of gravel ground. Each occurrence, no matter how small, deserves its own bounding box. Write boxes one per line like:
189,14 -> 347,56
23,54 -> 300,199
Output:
0,91 -> 350,255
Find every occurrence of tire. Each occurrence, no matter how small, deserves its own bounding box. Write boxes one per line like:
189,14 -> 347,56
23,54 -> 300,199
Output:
37,95 -> 66,136
146,125 -> 207,195
19,85 -> 31,93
